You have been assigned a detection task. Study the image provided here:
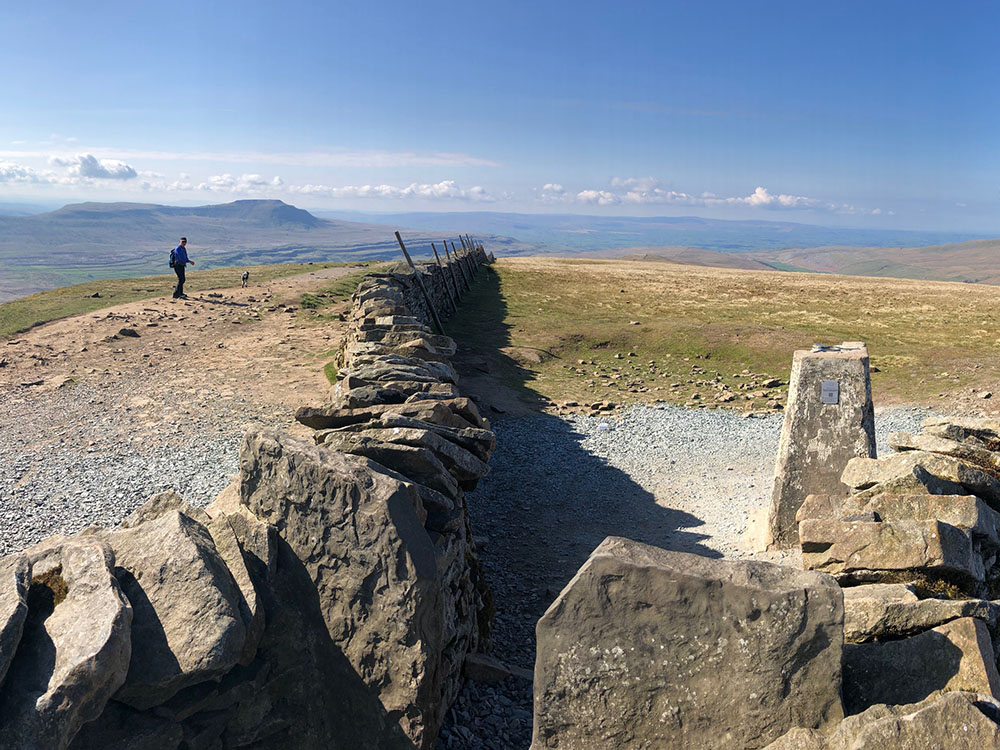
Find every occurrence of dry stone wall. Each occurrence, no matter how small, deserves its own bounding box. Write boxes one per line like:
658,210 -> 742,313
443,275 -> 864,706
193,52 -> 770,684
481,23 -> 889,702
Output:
0,246 -> 495,749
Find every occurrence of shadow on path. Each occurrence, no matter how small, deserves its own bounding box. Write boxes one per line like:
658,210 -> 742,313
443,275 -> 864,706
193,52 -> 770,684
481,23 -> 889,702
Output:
448,266 -> 719,671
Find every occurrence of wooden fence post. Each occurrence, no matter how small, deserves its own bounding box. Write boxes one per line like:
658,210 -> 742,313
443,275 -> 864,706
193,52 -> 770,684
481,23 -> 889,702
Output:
451,241 -> 472,289
394,231 -> 445,335
431,242 -> 459,313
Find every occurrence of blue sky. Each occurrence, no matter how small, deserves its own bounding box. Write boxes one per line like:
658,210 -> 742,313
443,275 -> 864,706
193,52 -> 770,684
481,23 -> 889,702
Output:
1,1 -> 997,231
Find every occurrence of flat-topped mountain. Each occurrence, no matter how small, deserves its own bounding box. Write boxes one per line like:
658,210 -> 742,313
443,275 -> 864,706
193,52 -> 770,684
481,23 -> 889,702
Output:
46,199 -> 323,228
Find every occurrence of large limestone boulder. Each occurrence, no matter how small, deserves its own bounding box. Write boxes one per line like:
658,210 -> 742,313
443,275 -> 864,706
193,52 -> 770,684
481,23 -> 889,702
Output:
0,554 -> 30,690
843,583 -> 1000,642
843,617 -> 1000,714
0,538 -> 132,749
799,518 -> 983,583
532,537 -> 844,750
109,508 -> 249,709
239,429 -> 447,749
763,691 -> 1000,749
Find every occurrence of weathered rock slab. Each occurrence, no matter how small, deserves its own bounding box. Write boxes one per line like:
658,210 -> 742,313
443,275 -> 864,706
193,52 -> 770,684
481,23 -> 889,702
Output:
0,554 -> 30,690
239,429 -> 447,748
316,432 -> 460,498
842,450 -> 1000,508
532,537 -> 844,750
843,617 -> 1000,714
844,583 -> 1000,642
0,538 -> 132,750
110,509 -> 248,709
296,399 -> 479,432
763,691 -> 1000,749
799,518 -> 983,582
890,430 -> 1000,474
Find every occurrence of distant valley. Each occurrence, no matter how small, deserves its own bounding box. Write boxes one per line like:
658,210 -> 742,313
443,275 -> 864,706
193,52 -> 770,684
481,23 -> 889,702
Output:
1,199 -> 998,303
601,240 -> 1000,285
0,200 -> 527,302
318,209 -> 989,254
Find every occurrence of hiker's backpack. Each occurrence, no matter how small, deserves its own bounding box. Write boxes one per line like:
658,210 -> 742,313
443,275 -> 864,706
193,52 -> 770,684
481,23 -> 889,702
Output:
169,248 -> 176,268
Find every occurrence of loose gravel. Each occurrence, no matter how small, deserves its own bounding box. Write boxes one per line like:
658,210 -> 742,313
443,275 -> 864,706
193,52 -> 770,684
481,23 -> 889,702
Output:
0,378 -> 290,557
440,402 -> 938,750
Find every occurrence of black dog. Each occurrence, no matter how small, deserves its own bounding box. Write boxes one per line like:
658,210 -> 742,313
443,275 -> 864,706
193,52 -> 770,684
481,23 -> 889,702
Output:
241,270 -> 249,288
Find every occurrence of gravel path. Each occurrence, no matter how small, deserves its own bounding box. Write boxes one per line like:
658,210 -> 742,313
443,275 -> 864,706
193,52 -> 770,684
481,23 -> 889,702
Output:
0,377 -> 291,557
440,402 -> 938,750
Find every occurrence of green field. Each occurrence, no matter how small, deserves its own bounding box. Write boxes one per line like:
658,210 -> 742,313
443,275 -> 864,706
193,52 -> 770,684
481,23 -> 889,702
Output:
448,257 -> 1000,409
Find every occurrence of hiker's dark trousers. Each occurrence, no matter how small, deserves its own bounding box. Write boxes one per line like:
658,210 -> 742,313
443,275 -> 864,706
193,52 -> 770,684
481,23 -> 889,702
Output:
173,265 -> 186,298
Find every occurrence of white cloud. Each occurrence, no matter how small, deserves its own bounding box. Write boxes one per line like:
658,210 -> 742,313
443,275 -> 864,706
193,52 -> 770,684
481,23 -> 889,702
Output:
728,186 -> 817,209
610,176 -> 660,191
287,179 -> 495,202
0,162 -> 45,183
51,154 -> 138,180
569,177 -> 882,215
576,189 -> 620,205
193,173 -> 284,193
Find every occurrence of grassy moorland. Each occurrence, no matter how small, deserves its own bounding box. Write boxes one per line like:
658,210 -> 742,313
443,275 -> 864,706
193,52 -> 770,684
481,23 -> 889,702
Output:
448,257 -> 1000,410
0,261 -> 376,339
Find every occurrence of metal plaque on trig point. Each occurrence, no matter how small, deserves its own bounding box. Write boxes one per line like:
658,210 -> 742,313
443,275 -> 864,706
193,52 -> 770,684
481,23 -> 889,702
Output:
821,380 -> 840,404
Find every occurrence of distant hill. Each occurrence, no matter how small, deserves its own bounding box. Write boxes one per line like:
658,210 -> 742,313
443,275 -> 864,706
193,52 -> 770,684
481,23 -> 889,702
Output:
0,200 -> 525,302
746,239 -> 1000,284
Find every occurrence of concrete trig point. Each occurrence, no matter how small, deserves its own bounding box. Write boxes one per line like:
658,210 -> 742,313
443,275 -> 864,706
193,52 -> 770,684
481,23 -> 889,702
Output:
766,341 -> 876,548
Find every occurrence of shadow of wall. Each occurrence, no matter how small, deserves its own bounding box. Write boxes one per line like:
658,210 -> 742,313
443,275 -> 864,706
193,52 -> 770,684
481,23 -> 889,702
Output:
448,265 -> 721,668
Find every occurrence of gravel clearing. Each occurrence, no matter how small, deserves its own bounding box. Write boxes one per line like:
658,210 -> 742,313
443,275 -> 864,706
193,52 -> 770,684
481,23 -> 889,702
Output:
0,378 -> 291,557
440,402 -> 940,750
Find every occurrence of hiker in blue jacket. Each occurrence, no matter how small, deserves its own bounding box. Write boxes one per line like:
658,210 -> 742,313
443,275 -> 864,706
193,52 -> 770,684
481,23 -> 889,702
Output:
171,237 -> 194,299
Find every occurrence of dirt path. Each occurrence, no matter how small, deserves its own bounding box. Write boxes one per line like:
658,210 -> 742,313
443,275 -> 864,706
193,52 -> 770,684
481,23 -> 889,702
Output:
0,265 -> 370,555
0,265 -> 366,429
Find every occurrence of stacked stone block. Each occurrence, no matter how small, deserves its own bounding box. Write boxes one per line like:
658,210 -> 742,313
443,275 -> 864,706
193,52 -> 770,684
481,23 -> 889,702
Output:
787,415 -> 1000,729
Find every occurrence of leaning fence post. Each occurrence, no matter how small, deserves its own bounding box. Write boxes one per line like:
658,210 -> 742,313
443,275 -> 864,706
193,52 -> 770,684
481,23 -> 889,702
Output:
394,231 -> 445,335
451,240 -> 472,289
445,242 -> 468,295
431,242 -> 458,313
459,236 -> 476,280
